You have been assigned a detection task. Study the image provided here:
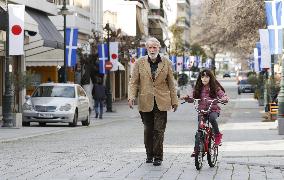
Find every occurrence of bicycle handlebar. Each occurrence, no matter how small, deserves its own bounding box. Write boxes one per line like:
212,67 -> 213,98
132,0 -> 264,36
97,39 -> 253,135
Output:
181,98 -> 226,114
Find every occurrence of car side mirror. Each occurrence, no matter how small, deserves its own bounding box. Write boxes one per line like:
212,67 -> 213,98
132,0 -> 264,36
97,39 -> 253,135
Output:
25,95 -> 31,100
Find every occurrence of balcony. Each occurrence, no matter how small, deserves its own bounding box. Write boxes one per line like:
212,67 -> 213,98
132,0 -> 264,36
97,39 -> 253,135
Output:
177,18 -> 190,28
148,9 -> 167,24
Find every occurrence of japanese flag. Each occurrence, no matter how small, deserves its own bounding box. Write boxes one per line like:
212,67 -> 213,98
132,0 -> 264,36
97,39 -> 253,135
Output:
176,56 -> 183,72
110,42 -> 119,71
8,4 -> 25,55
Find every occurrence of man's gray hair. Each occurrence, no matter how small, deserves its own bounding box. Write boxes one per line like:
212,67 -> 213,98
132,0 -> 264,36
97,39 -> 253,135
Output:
145,37 -> 161,48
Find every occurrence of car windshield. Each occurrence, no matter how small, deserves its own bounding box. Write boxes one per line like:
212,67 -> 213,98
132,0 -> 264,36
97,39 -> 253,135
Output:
239,80 -> 248,84
32,86 -> 75,98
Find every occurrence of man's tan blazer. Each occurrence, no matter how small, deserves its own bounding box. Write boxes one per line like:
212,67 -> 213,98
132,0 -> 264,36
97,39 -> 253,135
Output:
128,55 -> 178,112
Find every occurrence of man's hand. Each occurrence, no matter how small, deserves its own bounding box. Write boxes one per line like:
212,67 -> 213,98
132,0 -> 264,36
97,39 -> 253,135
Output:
172,104 -> 178,112
128,99 -> 134,109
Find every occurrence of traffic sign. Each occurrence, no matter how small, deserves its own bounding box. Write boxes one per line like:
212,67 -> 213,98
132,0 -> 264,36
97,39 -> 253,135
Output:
105,61 -> 113,70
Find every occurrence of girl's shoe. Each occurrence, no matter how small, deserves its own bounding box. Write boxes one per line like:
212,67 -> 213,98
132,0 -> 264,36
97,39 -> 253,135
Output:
214,133 -> 223,145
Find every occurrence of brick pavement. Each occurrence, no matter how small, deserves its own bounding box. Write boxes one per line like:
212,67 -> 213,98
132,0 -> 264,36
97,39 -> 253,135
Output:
0,83 -> 284,179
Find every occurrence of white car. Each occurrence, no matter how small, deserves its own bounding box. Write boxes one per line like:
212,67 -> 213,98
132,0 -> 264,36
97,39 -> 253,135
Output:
22,83 -> 90,127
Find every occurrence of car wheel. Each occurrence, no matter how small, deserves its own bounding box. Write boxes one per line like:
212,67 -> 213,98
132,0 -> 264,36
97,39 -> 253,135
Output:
39,122 -> 46,126
69,110 -> 78,127
82,109 -> 90,126
22,122 -> 30,126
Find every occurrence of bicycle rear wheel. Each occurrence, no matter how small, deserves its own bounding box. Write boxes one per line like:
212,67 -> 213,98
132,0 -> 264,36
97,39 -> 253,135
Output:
194,131 -> 204,170
207,135 -> 218,167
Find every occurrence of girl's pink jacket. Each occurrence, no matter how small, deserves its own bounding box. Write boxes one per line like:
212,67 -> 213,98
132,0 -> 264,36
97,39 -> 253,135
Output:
191,87 -> 229,113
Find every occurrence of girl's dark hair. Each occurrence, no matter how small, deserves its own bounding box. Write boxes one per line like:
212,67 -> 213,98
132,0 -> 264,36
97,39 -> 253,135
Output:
193,69 -> 225,99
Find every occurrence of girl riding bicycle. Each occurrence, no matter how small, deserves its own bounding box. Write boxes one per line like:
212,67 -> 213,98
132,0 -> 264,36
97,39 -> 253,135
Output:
182,69 -> 229,147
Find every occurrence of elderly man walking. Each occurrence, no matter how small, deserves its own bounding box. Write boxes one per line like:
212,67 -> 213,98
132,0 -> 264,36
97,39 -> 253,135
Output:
128,37 -> 178,166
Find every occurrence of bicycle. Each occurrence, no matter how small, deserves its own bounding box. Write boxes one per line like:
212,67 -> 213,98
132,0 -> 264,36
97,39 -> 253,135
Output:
182,98 -> 225,170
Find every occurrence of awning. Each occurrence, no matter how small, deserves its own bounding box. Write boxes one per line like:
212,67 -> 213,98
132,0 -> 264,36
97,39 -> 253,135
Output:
25,7 -> 64,50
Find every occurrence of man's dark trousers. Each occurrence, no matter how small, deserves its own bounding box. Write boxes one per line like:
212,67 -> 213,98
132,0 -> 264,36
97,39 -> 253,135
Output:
141,104 -> 167,160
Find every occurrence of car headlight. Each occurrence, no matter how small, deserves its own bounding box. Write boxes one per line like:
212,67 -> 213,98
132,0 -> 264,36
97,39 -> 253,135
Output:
59,104 -> 72,111
23,103 -> 33,111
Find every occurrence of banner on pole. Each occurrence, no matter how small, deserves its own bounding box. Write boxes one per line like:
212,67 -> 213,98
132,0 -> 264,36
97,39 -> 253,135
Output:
8,4 -> 25,55
109,42 -> 119,71
66,28 -> 78,67
265,0 -> 283,54
259,29 -> 271,69
98,43 -> 108,74
137,47 -> 146,58
169,55 -> 177,71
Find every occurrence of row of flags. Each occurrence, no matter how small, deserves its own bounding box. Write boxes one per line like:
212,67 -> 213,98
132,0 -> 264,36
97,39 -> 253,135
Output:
7,4 -> 211,75
169,56 -> 212,72
252,0 -> 284,72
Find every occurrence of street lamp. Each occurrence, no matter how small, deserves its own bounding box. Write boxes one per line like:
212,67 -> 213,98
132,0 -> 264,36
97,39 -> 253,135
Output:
58,0 -> 72,83
278,53 -> 284,134
104,23 -> 112,112
2,8 -> 13,127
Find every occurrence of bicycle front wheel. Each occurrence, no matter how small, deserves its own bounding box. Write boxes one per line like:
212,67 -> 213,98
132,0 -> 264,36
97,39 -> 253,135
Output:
207,135 -> 218,167
194,131 -> 204,170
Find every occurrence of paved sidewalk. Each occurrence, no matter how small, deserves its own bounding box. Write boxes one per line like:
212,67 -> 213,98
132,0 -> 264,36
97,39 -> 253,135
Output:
1,96 -> 284,179
0,100 -> 138,143
216,97 -> 284,179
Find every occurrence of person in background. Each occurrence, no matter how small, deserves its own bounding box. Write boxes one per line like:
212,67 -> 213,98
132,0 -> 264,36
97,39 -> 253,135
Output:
92,77 -> 106,119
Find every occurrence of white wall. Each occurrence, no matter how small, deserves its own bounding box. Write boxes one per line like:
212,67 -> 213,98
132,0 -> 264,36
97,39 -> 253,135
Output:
103,1 -> 138,36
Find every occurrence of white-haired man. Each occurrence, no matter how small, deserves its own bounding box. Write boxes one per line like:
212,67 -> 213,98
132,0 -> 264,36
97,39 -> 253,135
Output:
128,37 -> 178,166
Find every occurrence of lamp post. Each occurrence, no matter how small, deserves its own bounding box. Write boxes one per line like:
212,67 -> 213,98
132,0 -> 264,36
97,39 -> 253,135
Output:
2,7 -> 13,127
104,23 -> 112,112
59,0 -> 71,83
278,53 -> 284,134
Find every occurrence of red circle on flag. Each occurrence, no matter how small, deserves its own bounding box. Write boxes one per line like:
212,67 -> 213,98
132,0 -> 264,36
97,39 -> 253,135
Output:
111,54 -> 117,59
105,61 -> 113,70
131,58 -> 135,63
11,25 -> 22,35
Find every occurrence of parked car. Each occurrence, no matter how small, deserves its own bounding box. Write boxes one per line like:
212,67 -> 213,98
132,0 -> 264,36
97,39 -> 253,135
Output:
22,83 -> 90,127
230,72 -> 236,77
223,72 -> 231,78
238,79 -> 254,94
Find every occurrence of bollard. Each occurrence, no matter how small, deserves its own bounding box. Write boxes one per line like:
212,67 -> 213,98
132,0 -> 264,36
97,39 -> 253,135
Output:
278,117 -> 284,135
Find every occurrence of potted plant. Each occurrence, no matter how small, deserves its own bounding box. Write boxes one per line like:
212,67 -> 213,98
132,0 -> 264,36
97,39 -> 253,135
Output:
248,73 -> 264,106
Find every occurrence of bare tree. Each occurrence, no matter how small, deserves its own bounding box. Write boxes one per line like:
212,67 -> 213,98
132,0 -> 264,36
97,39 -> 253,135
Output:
191,0 -> 266,57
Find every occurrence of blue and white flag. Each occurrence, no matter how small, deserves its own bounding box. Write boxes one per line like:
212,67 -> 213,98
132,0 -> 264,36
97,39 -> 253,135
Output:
183,56 -> 189,70
254,42 -> 262,72
170,55 -> 177,71
265,0 -> 283,54
98,43 -> 109,74
137,47 -> 146,58
205,58 -> 212,69
66,28 -> 78,67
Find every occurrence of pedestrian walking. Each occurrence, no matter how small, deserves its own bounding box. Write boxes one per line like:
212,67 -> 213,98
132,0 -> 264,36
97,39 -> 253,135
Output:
92,77 -> 106,119
181,69 -> 229,156
128,37 -> 178,166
